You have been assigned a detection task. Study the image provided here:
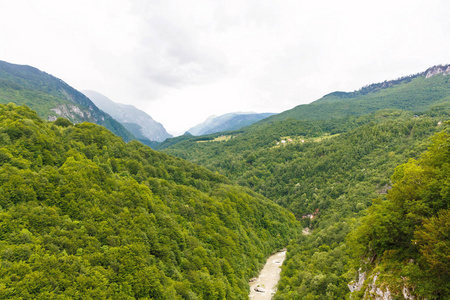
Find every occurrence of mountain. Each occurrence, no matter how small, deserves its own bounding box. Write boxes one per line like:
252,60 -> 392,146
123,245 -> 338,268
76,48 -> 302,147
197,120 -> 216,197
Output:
159,65 -> 450,150
187,112 -> 275,136
163,108 -> 450,299
0,103 -> 299,299
0,60 -> 135,141
264,64 -> 450,123
82,90 -> 172,142
348,129 -> 450,299
160,65 -> 450,298
3,59 -> 448,299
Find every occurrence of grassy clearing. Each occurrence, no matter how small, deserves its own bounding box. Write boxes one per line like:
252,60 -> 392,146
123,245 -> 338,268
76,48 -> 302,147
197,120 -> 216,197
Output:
197,135 -> 234,143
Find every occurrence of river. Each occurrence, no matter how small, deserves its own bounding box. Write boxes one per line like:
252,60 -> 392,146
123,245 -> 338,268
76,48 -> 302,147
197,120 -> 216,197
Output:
249,249 -> 286,299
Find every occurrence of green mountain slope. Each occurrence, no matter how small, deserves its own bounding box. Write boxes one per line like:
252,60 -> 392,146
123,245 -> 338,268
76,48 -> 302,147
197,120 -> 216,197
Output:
0,103 -> 299,299
163,109 -> 447,217
0,60 -> 135,141
347,130 -> 450,299
264,65 -> 450,123
158,65 -> 450,151
152,65 -> 450,299
162,105 -> 450,298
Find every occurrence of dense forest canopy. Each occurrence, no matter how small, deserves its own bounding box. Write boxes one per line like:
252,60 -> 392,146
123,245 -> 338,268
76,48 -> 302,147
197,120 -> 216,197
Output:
0,103 -> 299,299
347,130 -> 450,299
1,64 -> 450,299
162,105 -> 450,299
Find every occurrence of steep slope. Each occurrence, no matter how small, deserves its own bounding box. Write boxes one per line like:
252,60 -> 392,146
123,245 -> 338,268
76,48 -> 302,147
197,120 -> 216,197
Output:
264,64 -> 450,123
0,103 -> 299,299
347,130 -> 450,299
158,65 -> 450,299
162,105 -> 450,299
159,65 -> 450,150
188,112 -> 275,136
82,90 -> 172,142
163,109 -> 446,216
0,60 -> 134,141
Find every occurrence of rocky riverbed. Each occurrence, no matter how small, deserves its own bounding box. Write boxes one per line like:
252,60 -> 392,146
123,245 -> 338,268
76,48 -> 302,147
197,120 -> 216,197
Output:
249,249 -> 286,300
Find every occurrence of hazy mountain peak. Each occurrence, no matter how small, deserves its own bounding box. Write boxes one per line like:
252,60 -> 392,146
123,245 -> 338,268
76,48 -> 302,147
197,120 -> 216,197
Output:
82,90 -> 172,142
188,112 -> 275,136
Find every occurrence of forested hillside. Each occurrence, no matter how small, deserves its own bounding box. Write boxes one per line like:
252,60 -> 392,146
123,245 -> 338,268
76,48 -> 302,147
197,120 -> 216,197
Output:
263,66 -> 450,123
0,103 -> 299,299
2,61 -> 449,299
162,105 -> 450,298
347,129 -> 450,299
163,109 -> 447,218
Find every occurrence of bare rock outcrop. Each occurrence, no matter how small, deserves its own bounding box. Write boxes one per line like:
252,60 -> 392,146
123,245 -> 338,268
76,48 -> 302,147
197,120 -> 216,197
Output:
363,274 -> 392,300
425,65 -> 450,78
348,269 -> 366,292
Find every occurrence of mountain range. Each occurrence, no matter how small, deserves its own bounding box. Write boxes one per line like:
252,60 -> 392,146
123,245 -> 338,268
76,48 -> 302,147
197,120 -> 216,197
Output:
82,90 -> 172,142
160,64 -> 450,299
0,59 -> 449,299
187,112 -> 275,136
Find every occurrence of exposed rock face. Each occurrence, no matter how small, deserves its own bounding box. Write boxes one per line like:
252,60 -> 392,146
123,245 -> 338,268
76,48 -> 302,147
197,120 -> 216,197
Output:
348,269 -> 366,292
402,285 -> 416,300
50,104 -> 92,121
364,274 -> 392,300
377,184 -> 392,194
425,65 -> 450,78
348,271 -> 425,300
302,227 -> 312,235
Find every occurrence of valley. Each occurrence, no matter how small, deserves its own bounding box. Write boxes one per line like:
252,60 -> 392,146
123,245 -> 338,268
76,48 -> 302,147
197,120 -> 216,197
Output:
0,103 -> 298,299
0,61 -> 449,299
249,250 -> 286,299
159,68 -> 450,299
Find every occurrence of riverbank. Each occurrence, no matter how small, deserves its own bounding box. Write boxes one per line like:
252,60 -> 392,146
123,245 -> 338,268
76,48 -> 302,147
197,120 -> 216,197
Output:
249,249 -> 286,299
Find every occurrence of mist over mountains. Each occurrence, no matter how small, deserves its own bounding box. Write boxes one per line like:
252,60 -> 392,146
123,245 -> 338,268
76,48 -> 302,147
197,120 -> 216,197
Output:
82,90 -> 172,142
187,112 -> 275,136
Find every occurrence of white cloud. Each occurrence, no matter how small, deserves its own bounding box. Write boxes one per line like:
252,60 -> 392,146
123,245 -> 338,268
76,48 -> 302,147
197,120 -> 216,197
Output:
1,0 -> 450,135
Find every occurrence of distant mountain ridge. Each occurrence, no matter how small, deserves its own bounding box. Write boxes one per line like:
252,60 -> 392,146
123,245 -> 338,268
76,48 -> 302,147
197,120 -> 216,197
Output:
188,112 -> 275,136
318,64 -> 450,104
82,90 -> 172,142
0,60 -> 135,141
264,64 -> 450,123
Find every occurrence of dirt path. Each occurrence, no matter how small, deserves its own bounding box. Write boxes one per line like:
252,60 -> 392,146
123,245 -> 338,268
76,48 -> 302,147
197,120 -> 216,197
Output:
249,250 -> 286,299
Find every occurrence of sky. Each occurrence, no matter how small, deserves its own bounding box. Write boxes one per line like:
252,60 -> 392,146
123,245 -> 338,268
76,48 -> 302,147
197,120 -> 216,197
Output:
1,0 -> 450,135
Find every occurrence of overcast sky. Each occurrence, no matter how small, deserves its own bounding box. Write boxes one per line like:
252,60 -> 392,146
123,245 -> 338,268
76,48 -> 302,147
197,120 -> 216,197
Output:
1,0 -> 450,135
